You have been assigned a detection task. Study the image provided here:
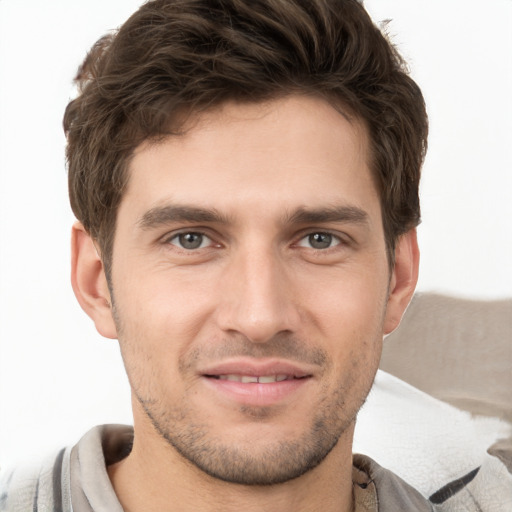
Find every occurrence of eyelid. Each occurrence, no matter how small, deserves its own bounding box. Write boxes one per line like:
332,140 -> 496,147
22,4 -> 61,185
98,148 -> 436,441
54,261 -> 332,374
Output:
294,229 -> 350,247
162,229 -> 219,249
174,233 -> 211,249
297,232 -> 341,249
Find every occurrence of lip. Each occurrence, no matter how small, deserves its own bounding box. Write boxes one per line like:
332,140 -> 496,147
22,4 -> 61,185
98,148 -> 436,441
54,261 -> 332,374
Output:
199,358 -> 314,407
200,358 -> 314,378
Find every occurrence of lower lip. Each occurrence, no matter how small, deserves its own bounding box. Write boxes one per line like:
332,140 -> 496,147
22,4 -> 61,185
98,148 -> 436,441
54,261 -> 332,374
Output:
202,376 -> 311,407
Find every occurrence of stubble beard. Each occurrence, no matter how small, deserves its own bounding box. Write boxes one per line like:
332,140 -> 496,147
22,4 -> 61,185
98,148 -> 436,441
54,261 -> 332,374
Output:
133,356 -> 374,486
112,298 -> 380,486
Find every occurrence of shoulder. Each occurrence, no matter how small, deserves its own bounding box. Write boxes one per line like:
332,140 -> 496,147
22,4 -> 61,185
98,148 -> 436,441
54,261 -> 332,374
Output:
354,452 -> 512,512
0,425 -> 133,512
0,447 -> 72,512
0,424 -> 132,512
353,454 -> 435,512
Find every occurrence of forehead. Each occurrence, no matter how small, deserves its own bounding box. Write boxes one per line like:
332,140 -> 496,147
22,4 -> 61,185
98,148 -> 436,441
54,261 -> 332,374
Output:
121,95 -> 378,223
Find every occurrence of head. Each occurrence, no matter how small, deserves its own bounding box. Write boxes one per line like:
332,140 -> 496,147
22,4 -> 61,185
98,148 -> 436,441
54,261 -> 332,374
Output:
65,0 -> 427,279
68,0 -> 426,489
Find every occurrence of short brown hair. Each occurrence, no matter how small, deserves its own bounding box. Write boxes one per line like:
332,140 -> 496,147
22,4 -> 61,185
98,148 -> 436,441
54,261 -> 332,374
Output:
64,0 -> 427,277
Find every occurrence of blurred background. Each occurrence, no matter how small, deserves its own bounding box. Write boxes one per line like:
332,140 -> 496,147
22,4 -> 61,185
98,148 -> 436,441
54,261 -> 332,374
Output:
1,0 -> 511,469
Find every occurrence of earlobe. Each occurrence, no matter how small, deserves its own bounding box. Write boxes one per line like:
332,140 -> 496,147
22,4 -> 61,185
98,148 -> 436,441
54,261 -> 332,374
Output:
383,229 -> 420,335
71,222 -> 118,339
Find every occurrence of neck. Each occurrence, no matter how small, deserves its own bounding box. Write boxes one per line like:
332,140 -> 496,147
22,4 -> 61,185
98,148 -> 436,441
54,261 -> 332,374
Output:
108,418 -> 355,512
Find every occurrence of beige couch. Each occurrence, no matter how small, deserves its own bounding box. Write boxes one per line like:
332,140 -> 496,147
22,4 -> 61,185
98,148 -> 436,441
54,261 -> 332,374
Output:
380,292 -> 512,469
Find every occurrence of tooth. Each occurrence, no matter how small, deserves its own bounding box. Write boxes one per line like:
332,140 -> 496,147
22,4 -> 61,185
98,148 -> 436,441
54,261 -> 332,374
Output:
216,374 -> 291,383
241,375 -> 258,383
258,375 -> 276,383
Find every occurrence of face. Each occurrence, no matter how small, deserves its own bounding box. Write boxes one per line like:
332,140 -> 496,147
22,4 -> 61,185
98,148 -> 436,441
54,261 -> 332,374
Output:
102,96 -> 404,485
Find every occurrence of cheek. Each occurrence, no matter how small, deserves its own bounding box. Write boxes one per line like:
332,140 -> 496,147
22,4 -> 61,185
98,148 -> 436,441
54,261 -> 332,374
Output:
301,271 -> 387,367
111,270 -> 220,386
115,264 -> 217,330
304,266 -> 389,329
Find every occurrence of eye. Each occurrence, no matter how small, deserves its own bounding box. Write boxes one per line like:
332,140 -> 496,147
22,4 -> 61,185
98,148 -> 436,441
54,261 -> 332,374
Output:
168,232 -> 212,250
297,232 -> 341,250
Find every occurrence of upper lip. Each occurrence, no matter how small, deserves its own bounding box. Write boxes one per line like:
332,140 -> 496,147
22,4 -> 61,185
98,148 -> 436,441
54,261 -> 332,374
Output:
199,358 -> 314,379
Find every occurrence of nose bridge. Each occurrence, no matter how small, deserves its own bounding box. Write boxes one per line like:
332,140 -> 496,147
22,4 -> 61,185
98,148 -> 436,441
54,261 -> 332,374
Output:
216,239 -> 298,342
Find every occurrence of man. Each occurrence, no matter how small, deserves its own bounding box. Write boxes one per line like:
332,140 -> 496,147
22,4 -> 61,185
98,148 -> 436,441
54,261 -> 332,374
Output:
1,0 -> 432,510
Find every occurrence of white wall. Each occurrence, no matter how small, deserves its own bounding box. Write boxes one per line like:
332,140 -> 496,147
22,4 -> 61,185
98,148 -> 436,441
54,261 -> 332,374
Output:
0,0 -> 511,470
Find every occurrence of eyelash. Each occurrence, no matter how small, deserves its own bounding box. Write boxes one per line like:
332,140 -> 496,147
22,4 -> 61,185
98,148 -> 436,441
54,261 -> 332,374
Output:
164,230 -> 348,252
296,232 -> 344,250
166,231 -> 216,250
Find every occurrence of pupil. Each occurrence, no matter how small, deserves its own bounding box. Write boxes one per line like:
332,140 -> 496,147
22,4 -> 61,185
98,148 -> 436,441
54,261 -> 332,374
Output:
309,233 -> 331,249
179,233 -> 202,249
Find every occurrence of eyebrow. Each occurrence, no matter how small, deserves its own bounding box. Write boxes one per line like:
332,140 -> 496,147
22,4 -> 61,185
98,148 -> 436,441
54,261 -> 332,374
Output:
285,205 -> 369,226
137,203 -> 370,231
137,205 -> 231,230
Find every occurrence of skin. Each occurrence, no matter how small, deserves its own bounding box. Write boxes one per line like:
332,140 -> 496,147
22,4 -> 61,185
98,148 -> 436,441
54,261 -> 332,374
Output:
72,95 -> 419,512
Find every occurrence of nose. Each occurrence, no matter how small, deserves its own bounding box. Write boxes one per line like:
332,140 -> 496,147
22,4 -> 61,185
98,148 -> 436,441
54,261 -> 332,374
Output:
214,244 -> 301,343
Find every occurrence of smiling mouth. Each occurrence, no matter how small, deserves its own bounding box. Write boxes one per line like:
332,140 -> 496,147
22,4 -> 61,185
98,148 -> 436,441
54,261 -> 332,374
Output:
205,374 -> 309,383
201,368 -> 312,405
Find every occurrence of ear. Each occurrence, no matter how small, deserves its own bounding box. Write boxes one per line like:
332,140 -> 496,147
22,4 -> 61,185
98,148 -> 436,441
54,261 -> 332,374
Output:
383,229 -> 420,335
71,222 -> 118,339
